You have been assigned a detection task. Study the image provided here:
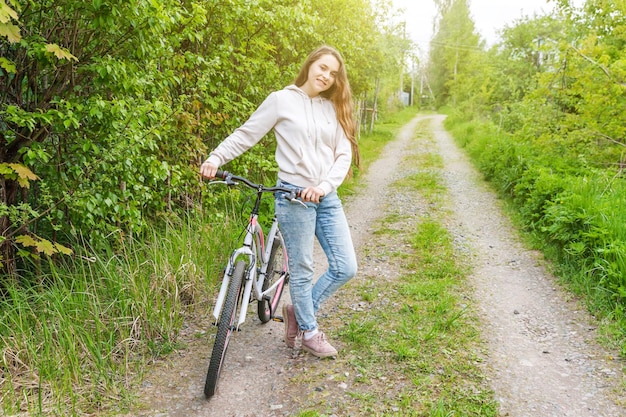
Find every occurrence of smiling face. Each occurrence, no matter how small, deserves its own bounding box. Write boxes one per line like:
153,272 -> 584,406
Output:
299,54 -> 340,98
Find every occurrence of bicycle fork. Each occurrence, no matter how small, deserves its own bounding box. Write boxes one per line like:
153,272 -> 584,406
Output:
212,247 -> 255,329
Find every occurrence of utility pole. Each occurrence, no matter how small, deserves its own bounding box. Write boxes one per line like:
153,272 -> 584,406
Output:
410,59 -> 414,106
399,21 -> 406,103
420,70 -> 424,107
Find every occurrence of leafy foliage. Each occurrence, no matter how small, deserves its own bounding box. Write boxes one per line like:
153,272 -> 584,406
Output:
0,0 -> 407,276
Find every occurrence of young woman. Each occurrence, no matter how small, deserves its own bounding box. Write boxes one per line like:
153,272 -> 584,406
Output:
200,45 -> 359,358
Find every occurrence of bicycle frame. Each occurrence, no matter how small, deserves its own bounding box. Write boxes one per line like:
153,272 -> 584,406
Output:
211,172 -> 293,330
212,214 -> 286,329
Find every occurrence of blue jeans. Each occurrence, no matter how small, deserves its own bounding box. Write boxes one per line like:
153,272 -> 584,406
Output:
275,181 -> 357,332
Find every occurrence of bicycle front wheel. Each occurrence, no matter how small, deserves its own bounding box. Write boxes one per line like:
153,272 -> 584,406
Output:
204,260 -> 245,398
258,233 -> 288,323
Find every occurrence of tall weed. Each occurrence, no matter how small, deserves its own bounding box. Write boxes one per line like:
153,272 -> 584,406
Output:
0,211 -> 234,415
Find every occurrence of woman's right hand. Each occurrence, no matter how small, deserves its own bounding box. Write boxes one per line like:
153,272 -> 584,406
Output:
200,160 -> 219,179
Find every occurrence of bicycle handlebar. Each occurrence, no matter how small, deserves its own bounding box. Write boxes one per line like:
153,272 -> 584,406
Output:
215,170 -> 303,200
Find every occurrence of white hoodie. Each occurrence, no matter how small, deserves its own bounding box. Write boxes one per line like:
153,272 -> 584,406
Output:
206,85 -> 352,195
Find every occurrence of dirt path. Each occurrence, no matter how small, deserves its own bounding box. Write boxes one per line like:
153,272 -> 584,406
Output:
121,114 -> 625,416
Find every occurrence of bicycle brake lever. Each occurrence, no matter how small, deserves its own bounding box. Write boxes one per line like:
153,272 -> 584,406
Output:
285,191 -> 307,207
208,177 -> 238,186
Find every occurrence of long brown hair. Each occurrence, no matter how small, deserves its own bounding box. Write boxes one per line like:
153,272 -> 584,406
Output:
294,46 -> 360,169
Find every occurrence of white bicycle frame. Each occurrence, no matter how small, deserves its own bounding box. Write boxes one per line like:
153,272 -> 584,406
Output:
212,212 -> 287,329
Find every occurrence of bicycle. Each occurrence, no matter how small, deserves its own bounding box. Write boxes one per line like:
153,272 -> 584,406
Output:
204,170 -> 304,398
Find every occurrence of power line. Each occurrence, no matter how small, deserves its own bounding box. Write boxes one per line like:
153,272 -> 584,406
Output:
429,39 -> 483,52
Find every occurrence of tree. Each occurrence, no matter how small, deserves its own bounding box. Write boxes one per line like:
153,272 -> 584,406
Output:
1,0 -> 80,275
427,0 -> 481,107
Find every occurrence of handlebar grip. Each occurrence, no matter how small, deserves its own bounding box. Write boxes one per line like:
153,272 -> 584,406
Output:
215,170 -> 228,179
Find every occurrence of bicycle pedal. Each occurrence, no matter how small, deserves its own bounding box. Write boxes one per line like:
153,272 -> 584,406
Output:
272,316 -> 284,323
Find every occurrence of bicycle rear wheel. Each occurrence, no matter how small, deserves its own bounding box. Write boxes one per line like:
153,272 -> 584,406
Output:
204,260 -> 245,398
258,233 -> 288,323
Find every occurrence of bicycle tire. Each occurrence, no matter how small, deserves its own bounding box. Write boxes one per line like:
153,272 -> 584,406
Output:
257,233 -> 287,323
204,260 -> 245,398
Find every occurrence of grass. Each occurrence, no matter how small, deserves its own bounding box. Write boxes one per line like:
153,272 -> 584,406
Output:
0,106 -> 493,416
0,107 -> 420,416
0,212 -> 234,416
290,114 -> 498,416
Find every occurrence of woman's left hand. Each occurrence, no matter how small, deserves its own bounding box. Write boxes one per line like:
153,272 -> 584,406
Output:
300,186 -> 325,203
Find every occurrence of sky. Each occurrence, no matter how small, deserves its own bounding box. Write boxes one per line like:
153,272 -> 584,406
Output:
391,0 -> 561,51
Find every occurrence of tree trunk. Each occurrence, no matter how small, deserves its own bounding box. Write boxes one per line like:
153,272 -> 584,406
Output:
0,176 -> 19,278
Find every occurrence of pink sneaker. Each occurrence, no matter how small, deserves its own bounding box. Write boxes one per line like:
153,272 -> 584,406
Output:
283,304 -> 298,348
301,331 -> 337,358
